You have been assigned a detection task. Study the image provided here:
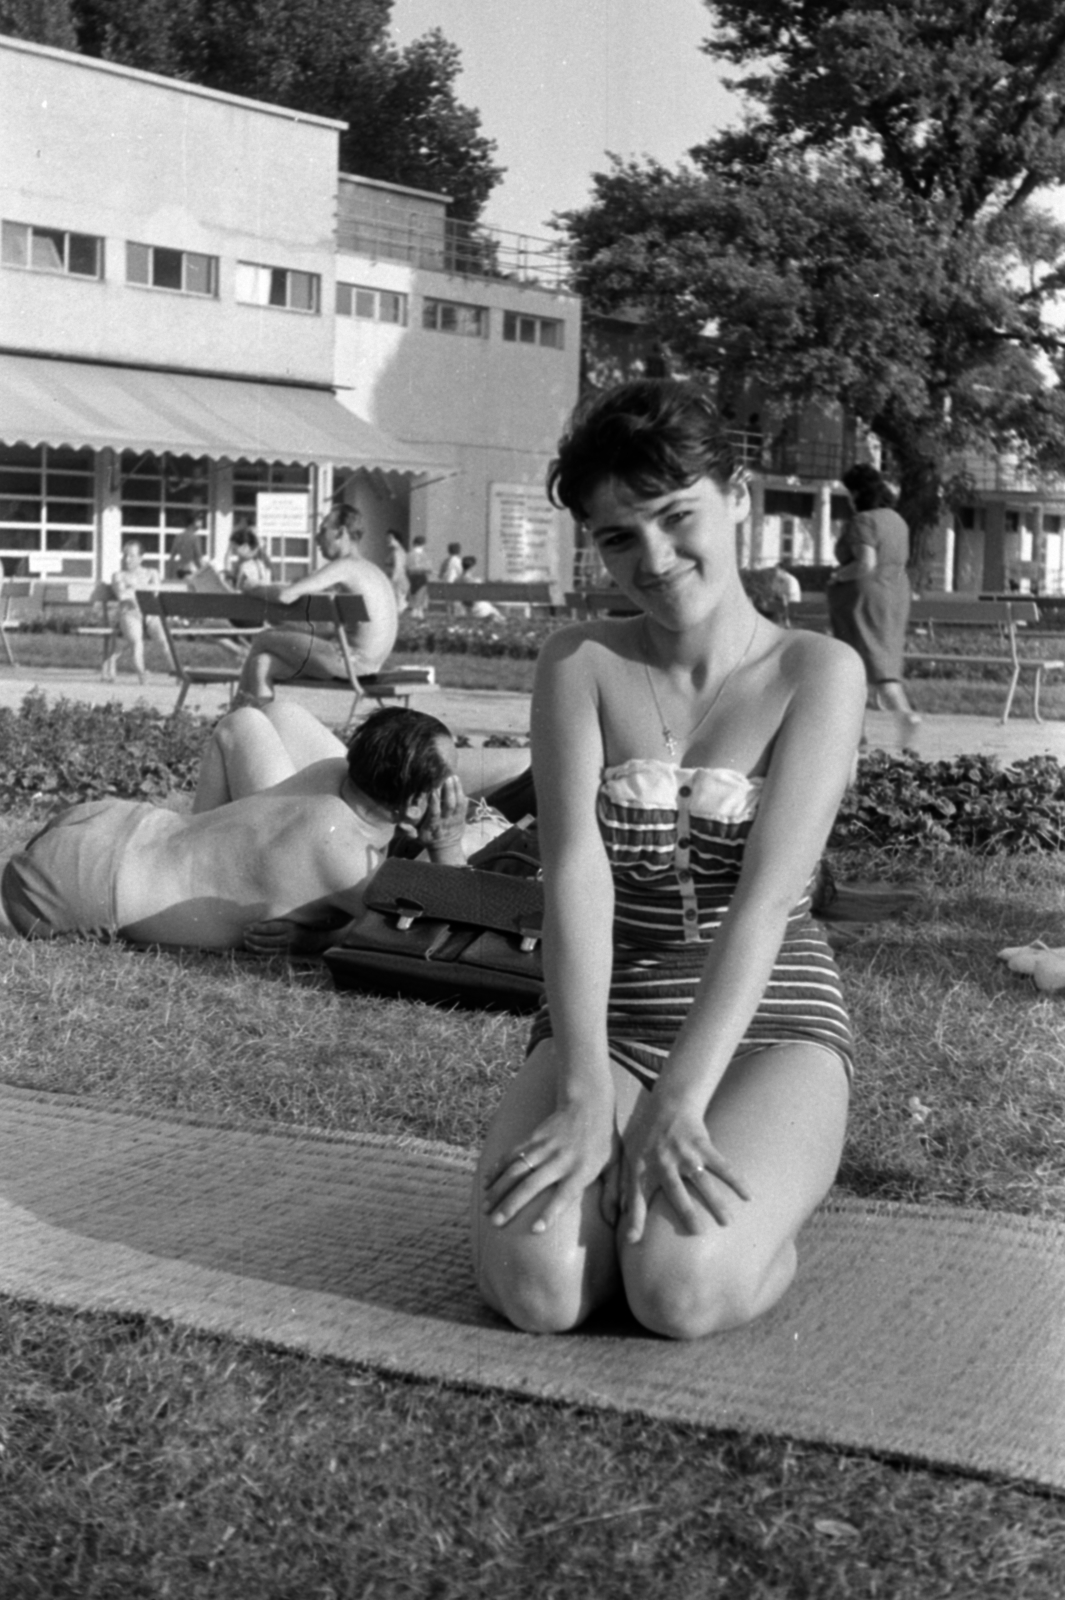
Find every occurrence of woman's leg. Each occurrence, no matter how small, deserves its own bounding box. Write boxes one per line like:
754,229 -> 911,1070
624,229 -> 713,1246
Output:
620,1044 -> 849,1340
875,679 -> 921,749
471,1040 -> 622,1333
146,614 -> 177,672
259,698 -> 347,764
100,625 -> 120,680
191,706 -> 301,812
120,611 -> 147,682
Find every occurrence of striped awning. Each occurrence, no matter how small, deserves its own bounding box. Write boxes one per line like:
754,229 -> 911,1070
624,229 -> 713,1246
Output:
0,352 -> 449,476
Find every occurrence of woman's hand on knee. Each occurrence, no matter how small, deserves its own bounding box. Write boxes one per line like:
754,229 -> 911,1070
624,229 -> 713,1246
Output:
623,1091 -> 751,1245
481,1086 -> 617,1235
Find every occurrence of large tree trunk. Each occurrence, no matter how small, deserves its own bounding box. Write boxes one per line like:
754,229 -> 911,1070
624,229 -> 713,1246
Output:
875,419 -> 947,591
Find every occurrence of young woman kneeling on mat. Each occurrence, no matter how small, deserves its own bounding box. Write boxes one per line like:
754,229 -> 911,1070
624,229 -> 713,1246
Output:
471,379 -> 866,1340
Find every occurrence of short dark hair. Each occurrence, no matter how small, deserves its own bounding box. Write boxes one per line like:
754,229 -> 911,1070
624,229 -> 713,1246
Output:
320,505 -> 362,540
232,528 -> 260,552
447,541 -> 462,554
347,707 -> 453,811
842,463 -> 896,511
548,379 -> 737,520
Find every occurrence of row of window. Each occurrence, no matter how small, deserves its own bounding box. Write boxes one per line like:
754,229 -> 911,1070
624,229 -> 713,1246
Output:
0,445 -> 313,580
2,219 -> 565,344
2,220 -> 320,313
338,284 -> 564,347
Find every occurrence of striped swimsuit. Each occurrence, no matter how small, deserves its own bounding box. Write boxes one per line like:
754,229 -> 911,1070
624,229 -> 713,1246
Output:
529,759 -> 854,1088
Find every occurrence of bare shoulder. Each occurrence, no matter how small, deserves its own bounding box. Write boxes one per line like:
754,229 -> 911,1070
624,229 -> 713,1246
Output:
775,624 -> 864,688
767,627 -> 866,737
536,615 -> 639,677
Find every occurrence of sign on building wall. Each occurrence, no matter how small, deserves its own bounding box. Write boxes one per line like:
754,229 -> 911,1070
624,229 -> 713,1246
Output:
255,492 -> 310,544
487,483 -> 558,581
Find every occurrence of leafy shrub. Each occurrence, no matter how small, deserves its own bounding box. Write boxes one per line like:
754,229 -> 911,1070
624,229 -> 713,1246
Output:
395,613 -> 555,660
0,690 -> 209,807
831,749 -> 1065,853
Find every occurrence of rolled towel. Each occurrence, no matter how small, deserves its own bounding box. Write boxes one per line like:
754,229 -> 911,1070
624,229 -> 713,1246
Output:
997,941 -> 1065,991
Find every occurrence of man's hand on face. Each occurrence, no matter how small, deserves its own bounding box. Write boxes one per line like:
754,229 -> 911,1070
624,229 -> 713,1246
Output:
402,774 -> 468,863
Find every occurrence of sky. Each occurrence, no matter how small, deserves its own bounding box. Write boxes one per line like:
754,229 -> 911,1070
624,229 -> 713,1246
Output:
389,0 -> 743,240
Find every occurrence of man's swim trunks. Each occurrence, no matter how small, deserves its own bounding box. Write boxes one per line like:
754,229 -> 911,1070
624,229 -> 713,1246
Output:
1,799 -> 163,938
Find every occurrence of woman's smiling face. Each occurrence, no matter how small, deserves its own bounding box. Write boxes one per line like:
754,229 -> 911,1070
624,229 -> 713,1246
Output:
585,473 -> 749,629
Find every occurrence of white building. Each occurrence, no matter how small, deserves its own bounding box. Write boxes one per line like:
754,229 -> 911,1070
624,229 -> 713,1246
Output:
333,174 -> 581,580
0,34 -> 580,586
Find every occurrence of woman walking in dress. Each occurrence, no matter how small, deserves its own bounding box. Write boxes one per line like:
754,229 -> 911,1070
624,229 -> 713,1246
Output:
826,463 -> 920,749
472,379 -> 865,1339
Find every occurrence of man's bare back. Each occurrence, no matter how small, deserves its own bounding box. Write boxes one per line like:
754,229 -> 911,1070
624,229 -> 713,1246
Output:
117,789 -> 393,949
1,706 -> 484,953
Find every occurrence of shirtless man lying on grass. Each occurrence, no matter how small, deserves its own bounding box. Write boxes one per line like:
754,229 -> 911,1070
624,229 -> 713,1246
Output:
0,703 -> 526,955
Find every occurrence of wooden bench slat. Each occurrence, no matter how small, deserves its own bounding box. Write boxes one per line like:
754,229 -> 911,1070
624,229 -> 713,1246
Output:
135,588 -> 433,721
425,580 -> 564,611
781,592 -> 1062,722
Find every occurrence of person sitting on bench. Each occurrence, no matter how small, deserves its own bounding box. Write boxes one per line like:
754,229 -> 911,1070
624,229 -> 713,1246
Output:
0,709 -> 476,956
233,505 -> 398,708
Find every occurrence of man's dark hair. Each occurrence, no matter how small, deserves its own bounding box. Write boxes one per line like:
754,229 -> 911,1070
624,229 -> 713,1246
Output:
548,379 -> 737,521
446,541 -> 462,554
320,504 -> 362,540
842,463 -> 896,512
347,707 -> 453,811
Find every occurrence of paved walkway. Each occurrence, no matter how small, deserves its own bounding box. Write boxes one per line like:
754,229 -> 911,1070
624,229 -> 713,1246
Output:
1,662 -> 1064,763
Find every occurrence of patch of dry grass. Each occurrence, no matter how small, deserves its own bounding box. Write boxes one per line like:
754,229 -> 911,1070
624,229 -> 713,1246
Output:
3,1300 -> 1065,1600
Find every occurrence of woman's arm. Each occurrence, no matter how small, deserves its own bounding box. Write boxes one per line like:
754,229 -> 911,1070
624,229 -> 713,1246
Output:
482,626 -> 620,1230
830,545 -> 877,583
535,630 -> 616,1083
623,633 -> 867,1238
830,515 -> 879,583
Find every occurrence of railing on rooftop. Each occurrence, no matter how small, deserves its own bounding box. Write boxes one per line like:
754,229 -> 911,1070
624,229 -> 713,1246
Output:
947,452 -> 1065,495
725,430 -> 852,482
336,214 -> 570,291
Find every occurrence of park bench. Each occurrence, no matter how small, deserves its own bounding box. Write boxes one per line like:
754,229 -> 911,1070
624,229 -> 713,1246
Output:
425,579 -> 564,614
0,576 -> 35,666
136,589 -> 435,720
786,592 -> 1062,722
1,576 -> 117,666
904,598 -> 1062,723
564,589 -> 640,617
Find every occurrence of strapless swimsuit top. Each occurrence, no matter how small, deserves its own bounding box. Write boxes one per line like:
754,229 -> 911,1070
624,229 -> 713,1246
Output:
597,758 -> 766,946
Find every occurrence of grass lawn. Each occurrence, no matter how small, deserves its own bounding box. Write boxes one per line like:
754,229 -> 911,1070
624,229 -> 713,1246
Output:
2,813 -> 1065,1595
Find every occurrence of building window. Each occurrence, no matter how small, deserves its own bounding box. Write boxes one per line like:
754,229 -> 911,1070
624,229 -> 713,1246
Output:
126,242 -> 218,297
119,453 -> 211,568
502,310 -> 564,349
0,444 -> 96,574
232,462 -> 314,583
422,298 -> 488,338
235,261 -> 320,313
336,282 -> 408,325
1,220 -> 103,279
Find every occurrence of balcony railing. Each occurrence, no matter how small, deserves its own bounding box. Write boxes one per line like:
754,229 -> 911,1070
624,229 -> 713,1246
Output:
947,451 -> 1065,495
725,430 -> 850,481
336,214 -> 570,291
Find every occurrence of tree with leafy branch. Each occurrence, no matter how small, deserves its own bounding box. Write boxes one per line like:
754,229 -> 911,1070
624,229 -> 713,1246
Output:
0,0 -> 76,47
44,0 -> 503,223
563,1 -> 1065,575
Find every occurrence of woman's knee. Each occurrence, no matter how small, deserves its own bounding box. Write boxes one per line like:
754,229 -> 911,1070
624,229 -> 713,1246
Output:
623,1233 -> 797,1340
473,1221 -> 594,1334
